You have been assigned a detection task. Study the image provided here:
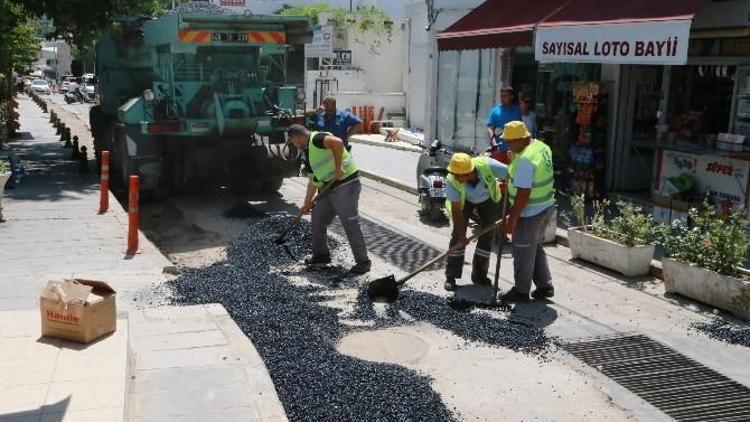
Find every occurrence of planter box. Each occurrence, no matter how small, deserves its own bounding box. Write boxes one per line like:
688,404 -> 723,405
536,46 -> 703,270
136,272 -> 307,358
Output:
568,227 -> 655,277
663,257 -> 750,320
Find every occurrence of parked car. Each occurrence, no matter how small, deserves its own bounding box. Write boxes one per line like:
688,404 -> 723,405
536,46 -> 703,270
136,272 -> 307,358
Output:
60,81 -> 70,93
30,79 -> 51,95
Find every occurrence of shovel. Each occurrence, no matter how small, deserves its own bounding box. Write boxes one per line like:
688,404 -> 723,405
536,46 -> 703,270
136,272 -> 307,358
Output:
489,194 -> 510,306
367,216 -> 507,303
274,180 -> 335,245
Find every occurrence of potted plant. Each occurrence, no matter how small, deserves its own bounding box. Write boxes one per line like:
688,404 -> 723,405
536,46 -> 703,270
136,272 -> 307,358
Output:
660,207 -> 750,320
0,159 -> 10,222
565,194 -> 657,277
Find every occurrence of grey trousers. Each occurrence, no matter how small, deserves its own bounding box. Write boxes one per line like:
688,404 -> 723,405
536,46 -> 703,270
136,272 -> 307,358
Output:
512,206 -> 554,294
446,199 -> 501,280
311,178 -> 369,264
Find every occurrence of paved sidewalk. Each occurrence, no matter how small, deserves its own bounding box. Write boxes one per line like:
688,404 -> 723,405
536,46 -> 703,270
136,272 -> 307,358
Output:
0,311 -> 128,421
0,95 -> 170,312
127,305 -> 287,422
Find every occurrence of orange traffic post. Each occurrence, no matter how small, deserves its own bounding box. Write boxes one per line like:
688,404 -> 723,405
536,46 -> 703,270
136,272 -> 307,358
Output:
126,175 -> 139,255
99,151 -> 110,214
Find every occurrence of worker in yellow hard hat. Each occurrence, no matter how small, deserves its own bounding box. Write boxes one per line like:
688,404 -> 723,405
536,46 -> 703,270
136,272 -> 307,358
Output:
443,151 -> 509,291
499,120 -> 556,303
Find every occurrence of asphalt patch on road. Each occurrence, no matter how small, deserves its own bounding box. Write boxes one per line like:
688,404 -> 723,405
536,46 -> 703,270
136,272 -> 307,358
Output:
692,319 -> 750,347
168,216 -> 456,421
353,288 -> 550,354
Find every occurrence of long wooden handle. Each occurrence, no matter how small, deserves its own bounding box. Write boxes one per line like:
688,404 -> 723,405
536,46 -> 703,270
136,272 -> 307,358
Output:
277,180 -> 336,242
491,195 -> 510,297
397,216 -> 506,285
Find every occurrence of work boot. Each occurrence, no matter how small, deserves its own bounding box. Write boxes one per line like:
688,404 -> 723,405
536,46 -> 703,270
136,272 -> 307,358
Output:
349,260 -> 372,275
444,278 -> 456,291
471,275 -> 492,286
500,287 -> 530,303
531,285 -> 555,300
304,255 -> 331,266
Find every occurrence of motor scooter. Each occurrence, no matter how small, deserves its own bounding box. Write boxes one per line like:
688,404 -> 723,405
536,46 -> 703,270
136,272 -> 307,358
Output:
416,140 -> 451,222
64,89 -> 85,104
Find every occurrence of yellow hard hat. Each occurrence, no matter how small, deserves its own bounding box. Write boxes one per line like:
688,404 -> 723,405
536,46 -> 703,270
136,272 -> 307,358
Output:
447,153 -> 474,175
502,120 -> 531,140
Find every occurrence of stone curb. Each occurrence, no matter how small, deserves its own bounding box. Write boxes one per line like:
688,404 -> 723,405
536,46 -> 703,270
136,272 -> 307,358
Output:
554,228 -> 664,280
358,169 -> 418,195
350,136 -> 423,153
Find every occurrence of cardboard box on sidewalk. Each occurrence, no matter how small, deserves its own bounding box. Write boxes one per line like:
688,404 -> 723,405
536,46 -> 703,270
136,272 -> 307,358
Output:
39,279 -> 117,343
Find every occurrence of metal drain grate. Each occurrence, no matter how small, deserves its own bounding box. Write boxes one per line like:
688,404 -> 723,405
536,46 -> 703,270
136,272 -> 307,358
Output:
332,217 -> 443,272
563,334 -> 750,421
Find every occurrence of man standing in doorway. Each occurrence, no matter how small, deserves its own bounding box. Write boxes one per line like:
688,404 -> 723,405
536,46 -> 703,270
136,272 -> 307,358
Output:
306,96 -> 363,151
501,121 -> 556,302
286,124 -> 371,275
486,87 -> 522,163
444,153 -> 507,291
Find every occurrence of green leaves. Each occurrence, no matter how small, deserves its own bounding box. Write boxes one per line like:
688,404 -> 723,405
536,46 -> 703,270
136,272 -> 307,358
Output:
562,194 -> 657,247
278,3 -> 393,55
659,204 -> 749,277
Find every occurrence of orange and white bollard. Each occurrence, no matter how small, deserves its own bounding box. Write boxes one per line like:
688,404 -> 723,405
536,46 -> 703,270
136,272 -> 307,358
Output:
126,175 -> 139,255
99,151 -> 110,214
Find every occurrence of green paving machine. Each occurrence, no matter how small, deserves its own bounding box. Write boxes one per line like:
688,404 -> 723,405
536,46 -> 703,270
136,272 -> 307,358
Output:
90,11 -> 310,196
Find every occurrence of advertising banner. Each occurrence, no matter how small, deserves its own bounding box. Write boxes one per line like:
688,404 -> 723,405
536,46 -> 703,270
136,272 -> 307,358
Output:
305,26 -> 334,58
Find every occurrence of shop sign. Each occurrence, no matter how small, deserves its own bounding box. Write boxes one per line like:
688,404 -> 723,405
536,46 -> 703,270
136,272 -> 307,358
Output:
657,150 -> 750,212
305,26 -> 334,58
535,20 -> 691,65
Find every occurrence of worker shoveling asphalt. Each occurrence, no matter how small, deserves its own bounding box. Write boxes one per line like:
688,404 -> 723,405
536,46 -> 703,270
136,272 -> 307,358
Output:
285,124 -> 372,275
367,218 -> 507,303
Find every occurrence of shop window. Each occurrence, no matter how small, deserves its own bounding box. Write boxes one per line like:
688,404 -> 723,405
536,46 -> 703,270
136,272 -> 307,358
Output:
667,65 -> 734,142
436,49 -> 497,152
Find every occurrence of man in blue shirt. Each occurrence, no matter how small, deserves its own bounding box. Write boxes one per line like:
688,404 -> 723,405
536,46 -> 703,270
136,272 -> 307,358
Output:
307,96 -> 363,151
486,87 -> 522,162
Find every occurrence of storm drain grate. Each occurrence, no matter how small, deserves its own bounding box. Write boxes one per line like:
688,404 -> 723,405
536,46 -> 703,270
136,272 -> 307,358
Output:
562,334 -> 750,422
332,217 -> 443,272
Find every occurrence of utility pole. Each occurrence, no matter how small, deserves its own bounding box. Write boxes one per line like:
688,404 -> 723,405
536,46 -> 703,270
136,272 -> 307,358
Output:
349,0 -> 352,12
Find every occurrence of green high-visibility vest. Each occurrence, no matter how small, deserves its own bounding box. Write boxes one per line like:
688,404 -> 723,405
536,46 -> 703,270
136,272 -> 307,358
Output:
307,131 -> 359,188
507,140 -> 555,209
445,156 -> 501,219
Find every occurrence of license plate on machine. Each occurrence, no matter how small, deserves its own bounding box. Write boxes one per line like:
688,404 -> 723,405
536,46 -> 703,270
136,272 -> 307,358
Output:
430,188 -> 447,197
212,32 -> 249,42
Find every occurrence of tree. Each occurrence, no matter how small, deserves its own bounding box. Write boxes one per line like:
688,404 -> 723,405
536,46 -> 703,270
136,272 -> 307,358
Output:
277,3 -> 393,54
0,0 -> 40,75
21,0 -> 164,49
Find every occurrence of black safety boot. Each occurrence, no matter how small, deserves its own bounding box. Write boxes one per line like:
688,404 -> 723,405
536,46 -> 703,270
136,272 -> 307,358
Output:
500,287 -> 530,303
471,276 -> 492,286
304,255 -> 332,266
349,260 -> 372,275
531,285 -> 555,300
444,278 -> 457,291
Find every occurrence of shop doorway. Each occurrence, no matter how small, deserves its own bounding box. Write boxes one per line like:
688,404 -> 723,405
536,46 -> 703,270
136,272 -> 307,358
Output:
613,65 -> 664,192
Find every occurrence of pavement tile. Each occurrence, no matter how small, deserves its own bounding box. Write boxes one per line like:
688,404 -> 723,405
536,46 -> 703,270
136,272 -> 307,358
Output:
0,357 -> 56,386
0,336 -> 60,361
130,329 -> 227,352
0,413 -> 42,422
0,383 -> 48,414
130,385 -> 257,417
132,406 -> 265,422
136,345 -> 240,370
52,351 -> 125,382
128,319 -> 218,337
40,407 -> 123,422
132,365 -> 247,393
44,379 -> 124,413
